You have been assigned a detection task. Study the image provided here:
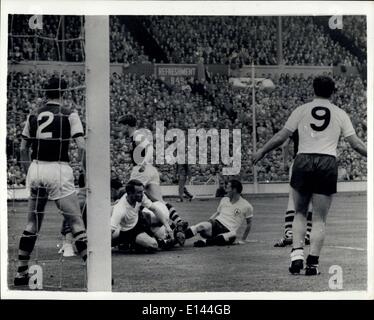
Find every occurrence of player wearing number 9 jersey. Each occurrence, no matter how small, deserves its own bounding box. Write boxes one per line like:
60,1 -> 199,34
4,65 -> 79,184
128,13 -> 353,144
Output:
253,76 -> 366,276
14,77 -> 88,287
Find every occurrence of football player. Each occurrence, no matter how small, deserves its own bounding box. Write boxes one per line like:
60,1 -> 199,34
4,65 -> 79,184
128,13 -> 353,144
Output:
274,132 -> 313,247
254,76 -> 367,275
14,77 -> 88,286
118,114 -> 188,245
184,180 -> 253,247
111,180 -> 175,252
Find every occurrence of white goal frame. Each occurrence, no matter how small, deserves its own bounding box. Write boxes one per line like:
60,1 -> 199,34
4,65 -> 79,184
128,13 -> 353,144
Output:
85,15 -> 111,292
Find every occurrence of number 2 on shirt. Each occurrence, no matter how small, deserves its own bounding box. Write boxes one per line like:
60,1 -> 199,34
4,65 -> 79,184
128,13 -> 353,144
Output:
310,106 -> 331,131
36,111 -> 54,139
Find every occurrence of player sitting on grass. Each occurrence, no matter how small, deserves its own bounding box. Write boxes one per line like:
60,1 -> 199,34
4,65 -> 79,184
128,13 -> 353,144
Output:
184,180 -> 253,247
111,179 -> 177,253
118,114 -> 188,245
14,77 -> 88,286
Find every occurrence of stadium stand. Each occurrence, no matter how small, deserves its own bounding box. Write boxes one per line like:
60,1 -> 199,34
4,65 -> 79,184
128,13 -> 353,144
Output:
7,15 -> 367,187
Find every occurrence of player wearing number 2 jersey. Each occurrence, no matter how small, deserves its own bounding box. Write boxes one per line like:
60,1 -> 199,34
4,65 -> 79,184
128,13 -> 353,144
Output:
253,76 -> 366,276
14,77 -> 88,287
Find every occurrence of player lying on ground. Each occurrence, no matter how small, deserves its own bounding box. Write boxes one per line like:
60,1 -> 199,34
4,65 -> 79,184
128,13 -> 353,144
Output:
253,76 -> 367,276
118,114 -> 188,244
184,180 -> 253,247
111,179 -> 180,252
274,134 -> 313,247
14,77 -> 88,286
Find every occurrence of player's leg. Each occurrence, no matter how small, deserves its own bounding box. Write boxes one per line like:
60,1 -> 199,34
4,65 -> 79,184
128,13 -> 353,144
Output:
55,193 -> 87,262
178,174 -> 185,202
183,186 -> 193,201
305,203 -> 313,245
14,187 -> 48,285
58,220 -> 76,257
289,188 -> 311,274
135,232 -> 158,252
305,193 -> 332,276
185,221 -> 213,240
274,184 -> 294,247
145,165 -> 189,228
195,231 -> 236,247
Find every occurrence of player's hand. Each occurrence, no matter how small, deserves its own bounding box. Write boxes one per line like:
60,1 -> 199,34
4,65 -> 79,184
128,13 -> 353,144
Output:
252,149 -> 265,165
236,239 -> 251,245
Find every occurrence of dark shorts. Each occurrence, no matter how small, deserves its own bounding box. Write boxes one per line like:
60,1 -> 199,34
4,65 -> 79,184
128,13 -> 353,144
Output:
209,219 -> 230,238
117,211 -> 152,246
291,153 -> 338,195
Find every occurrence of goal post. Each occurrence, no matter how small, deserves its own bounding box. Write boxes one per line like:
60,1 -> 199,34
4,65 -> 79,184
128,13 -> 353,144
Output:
85,16 -> 112,291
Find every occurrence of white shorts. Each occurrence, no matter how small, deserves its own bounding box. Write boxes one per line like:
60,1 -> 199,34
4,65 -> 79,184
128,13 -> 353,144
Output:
26,161 -> 76,201
130,164 -> 160,186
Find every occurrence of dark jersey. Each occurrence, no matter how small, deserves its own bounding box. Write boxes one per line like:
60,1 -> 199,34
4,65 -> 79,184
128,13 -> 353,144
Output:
290,130 -> 299,159
22,102 -> 84,162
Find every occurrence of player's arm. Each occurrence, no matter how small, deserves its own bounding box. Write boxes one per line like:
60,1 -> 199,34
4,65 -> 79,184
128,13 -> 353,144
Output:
253,127 -> 292,164
241,217 -> 252,241
210,198 -> 224,220
209,211 -> 220,220
70,112 -> 86,170
19,138 -> 32,173
20,115 -> 33,173
75,136 -> 86,171
345,134 -> 367,157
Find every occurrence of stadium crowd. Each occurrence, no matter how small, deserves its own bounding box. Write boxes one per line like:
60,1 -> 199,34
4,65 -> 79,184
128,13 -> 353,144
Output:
7,68 -> 367,187
8,15 -> 365,68
6,14 -> 367,188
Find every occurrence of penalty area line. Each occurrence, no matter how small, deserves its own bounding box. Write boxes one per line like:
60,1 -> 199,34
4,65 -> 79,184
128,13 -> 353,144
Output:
325,245 -> 365,251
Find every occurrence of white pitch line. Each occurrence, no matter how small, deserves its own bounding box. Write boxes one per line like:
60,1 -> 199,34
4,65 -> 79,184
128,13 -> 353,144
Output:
326,245 -> 366,251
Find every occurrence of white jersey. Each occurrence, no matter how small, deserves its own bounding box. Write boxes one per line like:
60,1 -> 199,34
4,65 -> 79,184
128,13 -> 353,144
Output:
216,196 -> 253,233
111,193 -> 153,232
284,98 -> 355,157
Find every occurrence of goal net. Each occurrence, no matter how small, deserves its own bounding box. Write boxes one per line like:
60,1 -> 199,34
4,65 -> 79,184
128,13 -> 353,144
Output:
7,14 -> 111,292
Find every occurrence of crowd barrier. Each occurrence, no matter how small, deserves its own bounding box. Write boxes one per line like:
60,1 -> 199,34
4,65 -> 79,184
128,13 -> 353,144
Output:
7,181 -> 367,201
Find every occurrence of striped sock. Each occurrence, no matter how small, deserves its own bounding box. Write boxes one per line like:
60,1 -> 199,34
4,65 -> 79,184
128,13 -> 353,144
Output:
165,202 -> 182,224
290,247 -> 304,261
73,230 -> 87,262
185,226 -> 197,239
306,211 -> 313,240
285,210 -> 295,239
16,230 -> 37,277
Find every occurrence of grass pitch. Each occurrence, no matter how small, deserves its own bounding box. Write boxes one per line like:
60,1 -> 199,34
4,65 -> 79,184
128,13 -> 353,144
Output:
7,193 -> 367,292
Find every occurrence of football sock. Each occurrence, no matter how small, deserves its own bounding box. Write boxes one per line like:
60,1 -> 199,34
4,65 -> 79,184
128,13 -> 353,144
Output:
61,219 -> 72,236
185,226 -> 197,239
284,210 -> 295,238
305,211 -> 313,240
16,230 -> 37,277
290,247 -> 304,261
165,202 -> 182,224
73,231 -> 87,262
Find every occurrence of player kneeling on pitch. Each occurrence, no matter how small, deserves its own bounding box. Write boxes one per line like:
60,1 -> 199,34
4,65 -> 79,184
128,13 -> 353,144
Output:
111,179 -> 178,252
184,180 -> 253,247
